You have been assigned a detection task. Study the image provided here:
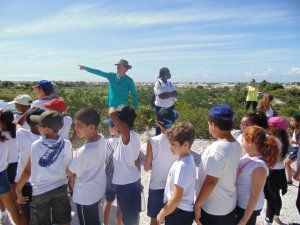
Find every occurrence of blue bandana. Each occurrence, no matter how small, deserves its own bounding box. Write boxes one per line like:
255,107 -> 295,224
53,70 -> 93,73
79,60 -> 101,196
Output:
39,138 -> 65,167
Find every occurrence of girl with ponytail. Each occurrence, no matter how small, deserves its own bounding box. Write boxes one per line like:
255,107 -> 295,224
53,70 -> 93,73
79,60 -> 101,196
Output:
235,126 -> 279,225
0,109 -> 20,225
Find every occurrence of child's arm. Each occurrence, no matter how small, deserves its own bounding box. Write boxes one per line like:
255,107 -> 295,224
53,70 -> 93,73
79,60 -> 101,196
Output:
144,140 -> 153,172
157,184 -> 183,224
16,158 -> 31,204
109,107 -> 130,145
236,167 -> 267,225
194,175 -> 219,225
66,168 -> 76,193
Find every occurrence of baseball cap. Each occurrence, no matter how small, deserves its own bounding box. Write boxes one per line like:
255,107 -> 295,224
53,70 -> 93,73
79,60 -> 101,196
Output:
30,110 -> 63,131
268,117 -> 287,129
209,104 -> 234,121
103,119 -> 115,128
32,80 -> 53,90
8,95 -> 32,106
25,108 -> 45,126
157,108 -> 179,128
44,98 -> 66,112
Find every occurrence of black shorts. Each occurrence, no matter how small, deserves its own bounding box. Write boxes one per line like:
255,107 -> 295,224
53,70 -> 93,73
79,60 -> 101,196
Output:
30,185 -> 71,225
7,162 -> 18,184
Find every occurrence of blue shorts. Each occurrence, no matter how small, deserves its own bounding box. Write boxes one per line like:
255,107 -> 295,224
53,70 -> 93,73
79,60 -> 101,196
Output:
288,146 -> 299,160
117,180 -> 141,225
147,189 -> 164,218
0,169 -> 11,195
105,189 -> 116,202
7,162 -> 18,184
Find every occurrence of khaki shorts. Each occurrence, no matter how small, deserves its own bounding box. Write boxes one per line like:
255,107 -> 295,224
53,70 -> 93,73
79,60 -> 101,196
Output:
30,185 -> 71,225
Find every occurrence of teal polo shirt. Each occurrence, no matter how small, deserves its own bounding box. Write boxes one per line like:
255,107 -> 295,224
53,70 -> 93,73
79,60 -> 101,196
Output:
85,67 -> 138,108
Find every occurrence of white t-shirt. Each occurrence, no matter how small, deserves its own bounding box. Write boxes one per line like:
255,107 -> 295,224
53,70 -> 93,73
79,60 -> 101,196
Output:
112,130 -> 141,185
149,134 -> 178,190
154,79 -> 176,108
265,107 -> 274,118
59,116 -> 73,140
164,154 -> 196,212
30,137 -> 72,196
197,140 -> 242,215
0,137 -> 9,172
31,97 -> 53,110
236,133 -> 243,146
15,128 -> 40,182
68,135 -> 107,205
291,130 -> 299,148
297,146 -> 300,169
14,114 -> 30,130
3,131 -> 18,163
236,154 -> 269,210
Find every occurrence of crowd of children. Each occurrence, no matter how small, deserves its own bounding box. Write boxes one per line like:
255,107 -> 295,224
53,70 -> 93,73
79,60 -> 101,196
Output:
0,73 -> 300,225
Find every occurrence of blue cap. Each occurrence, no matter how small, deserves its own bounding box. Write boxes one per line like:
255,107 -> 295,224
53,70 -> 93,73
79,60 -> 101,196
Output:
209,104 -> 234,121
32,80 -> 53,90
157,108 -> 178,128
103,119 -> 115,128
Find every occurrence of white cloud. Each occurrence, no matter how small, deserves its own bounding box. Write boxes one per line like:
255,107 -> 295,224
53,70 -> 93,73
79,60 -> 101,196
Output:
287,67 -> 300,75
244,68 -> 273,78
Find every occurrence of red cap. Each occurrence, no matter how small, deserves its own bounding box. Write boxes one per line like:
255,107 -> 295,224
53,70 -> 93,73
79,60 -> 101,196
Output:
44,98 -> 66,112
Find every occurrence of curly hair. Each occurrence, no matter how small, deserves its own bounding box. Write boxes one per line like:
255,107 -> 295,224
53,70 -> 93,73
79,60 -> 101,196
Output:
166,122 -> 196,149
243,126 -> 279,168
268,127 -> 289,161
258,93 -> 273,113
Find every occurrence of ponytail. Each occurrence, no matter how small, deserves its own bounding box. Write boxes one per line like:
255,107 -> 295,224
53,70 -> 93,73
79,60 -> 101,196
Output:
260,135 -> 279,168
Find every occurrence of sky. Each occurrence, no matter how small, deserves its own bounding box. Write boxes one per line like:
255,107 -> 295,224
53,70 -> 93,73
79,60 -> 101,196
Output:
0,0 -> 300,83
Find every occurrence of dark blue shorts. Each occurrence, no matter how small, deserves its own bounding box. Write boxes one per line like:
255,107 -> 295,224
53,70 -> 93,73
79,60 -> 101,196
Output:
165,208 -> 194,225
105,189 -> 116,202
7,162 -> 18,184
0,169 -> 11,195
117,180 -> 141,225
147,189 -> 164,218
288,146 -> 299,160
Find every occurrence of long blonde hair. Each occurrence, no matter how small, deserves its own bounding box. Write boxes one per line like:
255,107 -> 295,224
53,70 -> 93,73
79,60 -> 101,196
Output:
259,93 -> 274,112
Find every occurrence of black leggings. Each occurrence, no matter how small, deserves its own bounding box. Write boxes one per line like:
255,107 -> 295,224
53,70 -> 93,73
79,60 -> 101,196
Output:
245,101 -> 257,111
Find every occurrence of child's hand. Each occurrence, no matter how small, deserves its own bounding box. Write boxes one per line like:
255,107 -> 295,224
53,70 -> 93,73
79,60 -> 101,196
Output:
78,65 -> 85,70
16,190 -> 29,204
156,213 -> 165,224
194,207 -> 202,225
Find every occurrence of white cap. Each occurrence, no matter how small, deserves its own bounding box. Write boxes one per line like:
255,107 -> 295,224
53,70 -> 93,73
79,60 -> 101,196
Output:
9,94 -> 32,106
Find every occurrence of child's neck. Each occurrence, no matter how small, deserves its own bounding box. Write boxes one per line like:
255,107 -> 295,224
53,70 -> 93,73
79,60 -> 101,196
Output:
86,133 -> 101,143
216,131 -> 235,142
179,149 -> 190,159
45,133 -> 59,139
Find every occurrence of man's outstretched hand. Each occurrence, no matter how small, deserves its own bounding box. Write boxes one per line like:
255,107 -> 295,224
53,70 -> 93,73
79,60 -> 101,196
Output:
78,65 -> 85,70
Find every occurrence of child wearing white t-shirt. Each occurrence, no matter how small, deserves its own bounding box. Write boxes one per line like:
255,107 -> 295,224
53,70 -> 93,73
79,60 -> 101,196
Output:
67,108 -> 107,225
31,80 -> 55,110
156,122 -> 196,225
16,110 -> 72,225
109,105 -> 141,225
195,104 -> 242,225
236,126 -> 280,225
144,108 -> 178,225
43,98 -> 74,140
15,108 -> 44,225
102,119 -> 122,225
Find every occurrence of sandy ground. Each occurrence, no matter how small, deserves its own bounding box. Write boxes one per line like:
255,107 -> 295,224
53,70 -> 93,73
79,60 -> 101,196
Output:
2,133 -> 299,225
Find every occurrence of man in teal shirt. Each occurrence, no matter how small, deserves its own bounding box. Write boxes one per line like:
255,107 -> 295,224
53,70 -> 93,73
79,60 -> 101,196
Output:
78,59 -> 138,109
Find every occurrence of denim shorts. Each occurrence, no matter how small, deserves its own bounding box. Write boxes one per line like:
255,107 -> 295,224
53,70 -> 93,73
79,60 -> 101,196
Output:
147,189 -> 164,218
288,146 -> 299,160
0,169 -> 11,195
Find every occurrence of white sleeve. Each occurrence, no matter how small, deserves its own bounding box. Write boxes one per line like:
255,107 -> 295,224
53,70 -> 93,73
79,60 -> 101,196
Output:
174,163 -> 191,189
205,151 -> 225,178
154,82 -> 164,95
